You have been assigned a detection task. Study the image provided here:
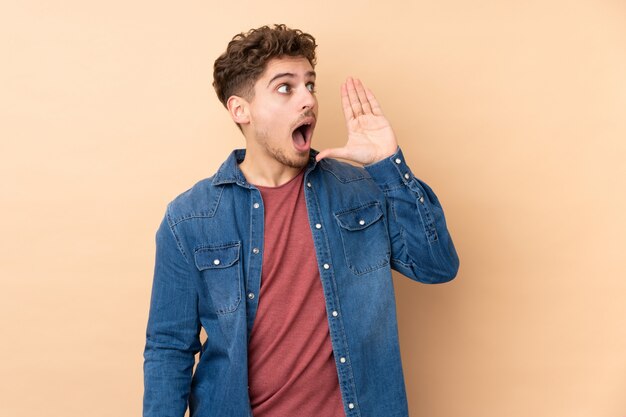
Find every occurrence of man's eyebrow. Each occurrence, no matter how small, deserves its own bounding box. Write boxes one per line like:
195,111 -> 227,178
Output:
267,71 -> 316,87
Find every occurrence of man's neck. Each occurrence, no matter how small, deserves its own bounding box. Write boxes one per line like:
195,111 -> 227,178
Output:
239,149 -> 306,187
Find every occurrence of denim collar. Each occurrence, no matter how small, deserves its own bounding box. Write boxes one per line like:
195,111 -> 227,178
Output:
212,148 -> 320,188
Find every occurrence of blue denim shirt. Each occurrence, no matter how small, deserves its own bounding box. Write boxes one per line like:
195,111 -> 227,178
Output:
143,147 -> 459,417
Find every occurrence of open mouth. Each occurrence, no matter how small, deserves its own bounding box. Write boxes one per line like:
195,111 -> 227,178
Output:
291,118 -> 315,152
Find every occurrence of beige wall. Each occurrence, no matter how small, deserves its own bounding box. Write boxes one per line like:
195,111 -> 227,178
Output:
2,0 -> 625,416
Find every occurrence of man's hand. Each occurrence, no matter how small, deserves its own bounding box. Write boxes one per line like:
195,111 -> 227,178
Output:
316,77 -> 398,165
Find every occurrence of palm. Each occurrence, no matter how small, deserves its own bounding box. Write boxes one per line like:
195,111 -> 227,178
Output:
316,77 -> 398,165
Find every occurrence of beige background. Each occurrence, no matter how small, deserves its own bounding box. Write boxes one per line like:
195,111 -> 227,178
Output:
1,0 -> 625,416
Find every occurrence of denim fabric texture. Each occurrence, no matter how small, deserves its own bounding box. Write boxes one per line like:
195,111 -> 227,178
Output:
143,147 -> 459,417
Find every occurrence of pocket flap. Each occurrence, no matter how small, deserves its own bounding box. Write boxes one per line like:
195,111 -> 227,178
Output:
335,203 -> 384,231
194,242 -> 240,270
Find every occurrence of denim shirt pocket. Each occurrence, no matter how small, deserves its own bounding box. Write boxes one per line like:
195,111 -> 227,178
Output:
194,242 -> 242,314
334,202 -> 391,275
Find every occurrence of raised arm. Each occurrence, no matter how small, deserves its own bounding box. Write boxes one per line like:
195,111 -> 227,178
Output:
319,77 -> 459,282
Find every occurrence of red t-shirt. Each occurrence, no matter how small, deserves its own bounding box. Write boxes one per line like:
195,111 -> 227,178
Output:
247,169 -> 345,417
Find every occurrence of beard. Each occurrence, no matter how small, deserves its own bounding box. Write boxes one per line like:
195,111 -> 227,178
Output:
255,128 -> 310,169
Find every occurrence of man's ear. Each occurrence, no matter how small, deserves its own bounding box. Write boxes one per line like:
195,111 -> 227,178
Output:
226,95 -> 250,125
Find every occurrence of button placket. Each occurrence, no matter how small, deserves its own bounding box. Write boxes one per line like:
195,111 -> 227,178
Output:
246,191 -> 264,334
304,172 -> 359,415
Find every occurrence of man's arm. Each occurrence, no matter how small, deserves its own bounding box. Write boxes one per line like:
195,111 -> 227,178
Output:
143,212 -> 201,417
364,148 -> 459,282
317,77 -> 459,282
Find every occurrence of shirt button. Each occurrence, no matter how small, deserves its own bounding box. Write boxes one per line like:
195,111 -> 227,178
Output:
323,263 -> 330,270
404,173 -> 410,180
340,357 -> 346,363
348,403 -> 355,409
332,311 -> 338,317
213,259 -> 220,266
395,158 -> 402,164
306,182 -> 312,188
253,202 -> 260,209
419,196 -> 425,203
358,219 -> 365,226
315,223 -> 322,229
252,247 -> 260,254
247,292 -> 255,300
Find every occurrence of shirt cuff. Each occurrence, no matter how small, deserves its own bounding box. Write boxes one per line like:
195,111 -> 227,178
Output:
364,147 -> 414,189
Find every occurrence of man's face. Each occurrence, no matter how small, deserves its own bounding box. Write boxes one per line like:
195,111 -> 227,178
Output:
243,56 -> 318,169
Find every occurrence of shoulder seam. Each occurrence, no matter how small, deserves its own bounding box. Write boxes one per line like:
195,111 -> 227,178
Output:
165,203 -> 190,263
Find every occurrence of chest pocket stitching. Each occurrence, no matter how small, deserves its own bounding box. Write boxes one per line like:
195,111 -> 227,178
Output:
334,202 -> 390,275
194,242 -> 240,270
194,242 -> 241,314
335,203 -> 384,231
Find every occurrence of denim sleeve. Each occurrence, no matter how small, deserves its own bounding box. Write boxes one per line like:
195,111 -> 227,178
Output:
364,147 -> 460,283
143,210 -> 201,417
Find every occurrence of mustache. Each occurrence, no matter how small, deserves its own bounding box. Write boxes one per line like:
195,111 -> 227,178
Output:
299,109 -> 316,121
296,109 -> 317,125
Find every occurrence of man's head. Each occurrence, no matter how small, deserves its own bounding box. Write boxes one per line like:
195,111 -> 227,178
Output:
212,24 -> 317,108
213,25 -> 319,170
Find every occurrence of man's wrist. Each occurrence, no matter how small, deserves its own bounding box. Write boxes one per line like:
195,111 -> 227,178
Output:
364,147 -> 414,188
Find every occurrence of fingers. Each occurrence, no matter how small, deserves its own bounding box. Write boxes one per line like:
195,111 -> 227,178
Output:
345,77 -> 365,117
340,82 -> 353,122
364,86 -> 383,116
341,77 -> 382,121
353,79 -> 372,115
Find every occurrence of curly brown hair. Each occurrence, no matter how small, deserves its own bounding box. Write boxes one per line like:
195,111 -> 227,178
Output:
212,24 -> 317,107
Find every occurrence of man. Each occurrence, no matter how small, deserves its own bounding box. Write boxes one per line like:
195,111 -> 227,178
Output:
143,24 -> 459,417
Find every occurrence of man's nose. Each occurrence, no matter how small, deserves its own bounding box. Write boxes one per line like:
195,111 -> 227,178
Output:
300,88 -> 317,110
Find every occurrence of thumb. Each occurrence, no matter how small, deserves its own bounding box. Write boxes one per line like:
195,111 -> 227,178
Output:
315,147 -> 350,162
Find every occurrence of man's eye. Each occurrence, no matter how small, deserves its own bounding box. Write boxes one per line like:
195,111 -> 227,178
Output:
306,82 -> 316,93
277,84 -> 290,94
